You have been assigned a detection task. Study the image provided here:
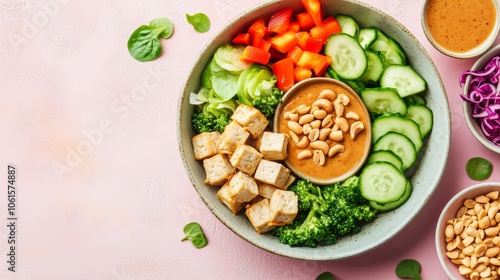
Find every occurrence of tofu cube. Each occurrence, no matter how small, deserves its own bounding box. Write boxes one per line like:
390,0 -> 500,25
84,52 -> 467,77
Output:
217,182 -> 246,214
218,121 -> 250,155
228,171 -> 259,203
231,104 -> 269,139
259,132 -> 289,161
203,154 -> 235,186
258,182 -> 279,200
254,159 -> 290,189
191,131 -> 220,160
283,174 -> 296,190
269,190 -> 298,226
245,199 -> 276,234
229,144 -> 263,175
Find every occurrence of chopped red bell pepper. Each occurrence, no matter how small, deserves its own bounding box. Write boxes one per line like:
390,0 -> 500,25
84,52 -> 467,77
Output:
241,45 -> 271,65
296,12 -> 315,30
253,37 -> 272,52
287,21 -> 301,33
271,57 -> 295,91
248,18 -> 267,43
287,46 -> 304,65
268,8 -> 294,35
303,37 -> 323,53
309,16 -> 341,43
301,0 -> 323,26
297,51 -> 331,76
294,66 -> 312,81
232,33 -> 251,45
296,31 -> 311,50
270,30 -> 298,53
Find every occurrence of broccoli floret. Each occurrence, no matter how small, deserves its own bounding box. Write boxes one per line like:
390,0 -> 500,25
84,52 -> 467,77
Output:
273,177 -> 378,247
252,88 -> 285,119
191,112 -> 231,134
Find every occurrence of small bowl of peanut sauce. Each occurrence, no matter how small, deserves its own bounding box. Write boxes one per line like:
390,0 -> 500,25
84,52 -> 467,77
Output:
273,78 -> 372,185
422,0 -> 500,59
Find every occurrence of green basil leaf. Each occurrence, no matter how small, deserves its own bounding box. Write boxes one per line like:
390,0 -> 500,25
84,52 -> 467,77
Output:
127,25 -> 163,62
316,272 -> 335,280
396,259 -> 422,280
466,157 -> 493,181
181,222 -> 208,249
186,13 -> 211,33
150,18 -> 174,39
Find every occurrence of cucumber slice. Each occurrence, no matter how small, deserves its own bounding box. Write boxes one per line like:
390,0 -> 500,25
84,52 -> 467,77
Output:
372,114 -> 423,151
358,28 -> 378,49
380,65 -> 427,97
325,33 -> 367,80
373,132 -> 417,171
366,150 -> 404,171
405,105 -> 434,138
335,14 -> 360,38
361,87 -> 407,116
360,161 -> 408,204
359,50 -> 384,84
404,95 -> 427,106
369,30 -> 406,66
369,180 -> 412,211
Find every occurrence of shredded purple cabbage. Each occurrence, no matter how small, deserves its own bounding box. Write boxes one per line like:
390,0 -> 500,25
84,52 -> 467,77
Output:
460,56 -> 500,146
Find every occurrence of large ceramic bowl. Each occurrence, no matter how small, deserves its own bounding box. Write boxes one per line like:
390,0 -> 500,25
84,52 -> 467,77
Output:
177,0 -> 451,260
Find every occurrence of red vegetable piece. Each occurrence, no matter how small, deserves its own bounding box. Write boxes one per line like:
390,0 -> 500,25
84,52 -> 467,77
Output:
232,33 -> 251,45
288,21 -> 301,33
296,31 -> 311,50
303,37 -> 323,53
241,45 -> 271,65
248,18 -> 267,43
270,30 -> 298,53
294,66 -> 312,81
301,0 -> 323,26
287,46 -> 304,65
296,12 -> 315,30
268,8 -> 294,34
253,37 -> 272,52
271,57 -> 295,91
310,16 -> 342,43
297,51 -> 331,76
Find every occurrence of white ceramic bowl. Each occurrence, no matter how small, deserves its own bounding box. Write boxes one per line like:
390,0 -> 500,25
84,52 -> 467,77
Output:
177,0 -> 451,260
436,182 -> 500,279
462,44 -> 500,154
421,0 -> 500,59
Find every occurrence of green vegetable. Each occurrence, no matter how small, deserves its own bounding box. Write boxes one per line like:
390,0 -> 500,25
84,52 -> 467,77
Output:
273,177 -> 377,247
466,157 -> 493,181
316,272 -> 335,280
181,222 -> 208,249
395,259 -> 422,280
191,112 -> 231,134
186,13 -> 211,33
127,17 -> 174,62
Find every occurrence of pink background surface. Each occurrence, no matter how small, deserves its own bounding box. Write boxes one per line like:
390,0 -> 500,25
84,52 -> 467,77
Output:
1,0 -> 500,279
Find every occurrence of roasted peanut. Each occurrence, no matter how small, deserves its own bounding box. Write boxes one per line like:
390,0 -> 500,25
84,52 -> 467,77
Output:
299,114 -> 315,125
296,104 -> 311,115
308,128 -> 320,142
329,130 -> 343,142
313,109 -> 327,119
313,149 -> 325,166
288,121 -> 303,135
297,150 -> 312,159
335,116 -> 349,132
319,128 -> 331,141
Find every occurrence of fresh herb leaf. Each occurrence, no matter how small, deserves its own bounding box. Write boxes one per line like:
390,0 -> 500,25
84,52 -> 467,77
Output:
466,157 -> 493,181
316,272 -> 335,280
128,17 -> 174,62
396,259 -> 422,280
186,13 -> 211,33
181,222 -> 208,248
149,18 -> 174,39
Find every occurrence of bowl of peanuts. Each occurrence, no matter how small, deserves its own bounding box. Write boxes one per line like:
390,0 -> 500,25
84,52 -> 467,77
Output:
437,182 -> 500,280
273,77 -> 371,185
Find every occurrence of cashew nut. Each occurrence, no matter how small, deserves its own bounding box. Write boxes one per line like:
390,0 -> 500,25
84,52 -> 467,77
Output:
318,89 -> 336,101
350,121 -> 364,139
337,93 -> 350,106
345,111 -> 360,120
335,117 -> 349,132
328,144 -> 344,157
288,131 -> 299,143
297,149 -> 312,159
310,140 -> 329,155
312,98 -> 334,113
334,100 -> 344,117
296,136 -> 309,149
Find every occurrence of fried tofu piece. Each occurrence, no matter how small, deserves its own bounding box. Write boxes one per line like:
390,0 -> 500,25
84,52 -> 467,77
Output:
283,174 -> 296,190
259,132 -> 289,161
202,154 -> 235,186
229,144 -> 263,175
192,131 -> 221,160
218,121 -> 250,155
217,182 -> 246,214
254,159 -> 290,189
258,182 -> 279,200
231,104 -> 269,139
228,171 -> 259,203
245,199 -> 276,234
269,190 -> 298,226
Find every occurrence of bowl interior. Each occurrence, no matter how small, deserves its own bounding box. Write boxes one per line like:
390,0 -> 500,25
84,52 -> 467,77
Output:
436,183 -> 500,279
177,0 -> 451,260
272,77 -> 371,185
462,44 -> 500,153
421,0 -> 500,59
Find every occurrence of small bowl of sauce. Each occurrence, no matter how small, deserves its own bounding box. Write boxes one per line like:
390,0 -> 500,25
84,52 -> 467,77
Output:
422,0 -> 500,58
273,78 -> 371,185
